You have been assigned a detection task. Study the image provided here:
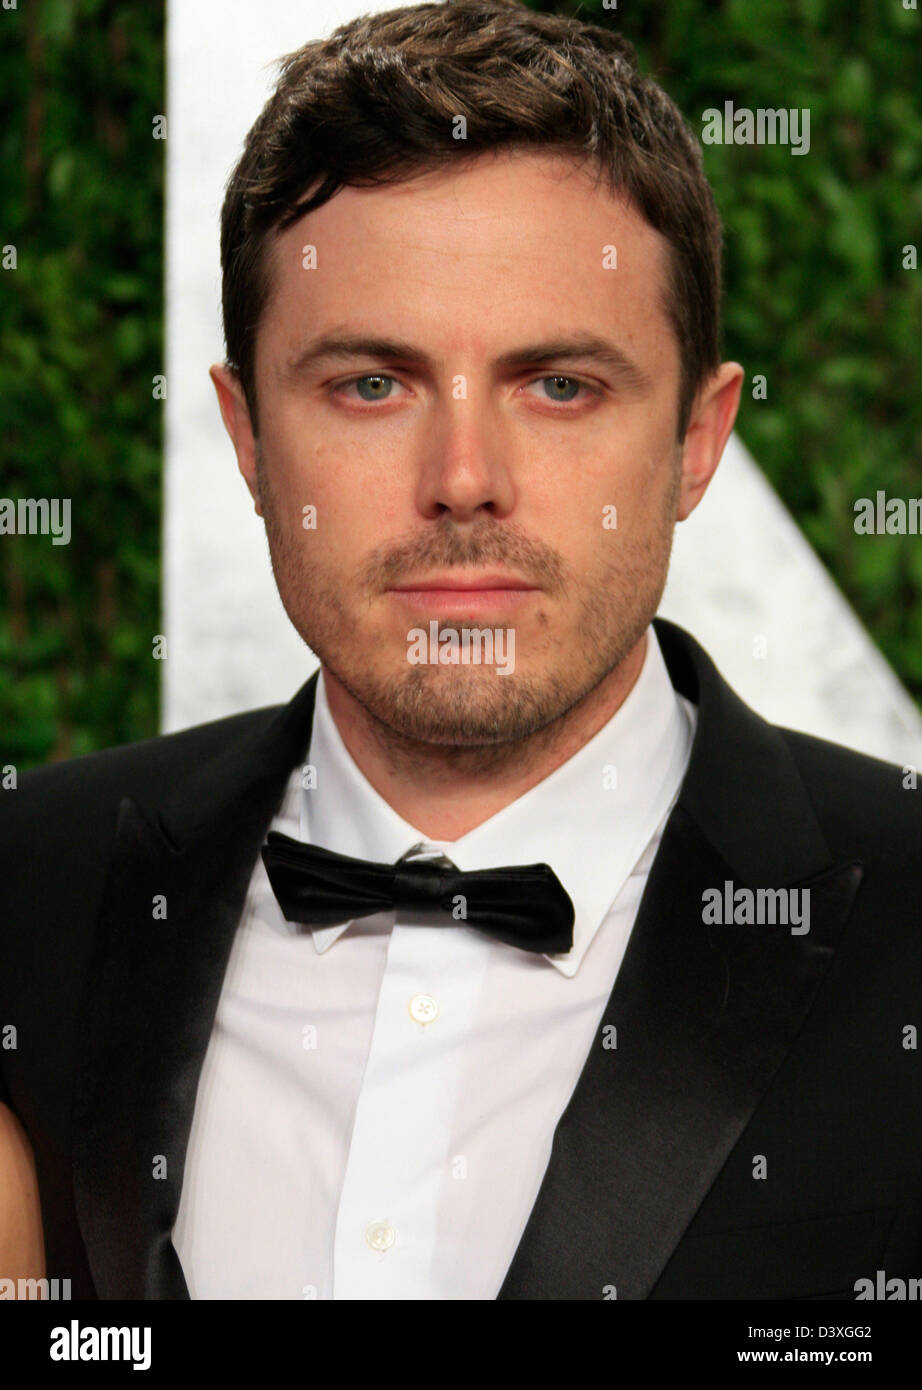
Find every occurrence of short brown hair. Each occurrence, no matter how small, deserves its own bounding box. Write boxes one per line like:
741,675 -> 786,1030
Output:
220,0 -> 724,441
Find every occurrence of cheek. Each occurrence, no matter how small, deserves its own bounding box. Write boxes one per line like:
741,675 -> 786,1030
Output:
264,436 -> 354,528
560,453 -> 645,539
569,480 -> 669,571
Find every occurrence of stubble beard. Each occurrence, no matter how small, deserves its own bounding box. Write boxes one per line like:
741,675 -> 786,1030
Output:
256,449 -> 679,770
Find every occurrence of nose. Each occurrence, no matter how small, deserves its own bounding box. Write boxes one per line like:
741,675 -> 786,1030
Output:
414,396 -> 517,522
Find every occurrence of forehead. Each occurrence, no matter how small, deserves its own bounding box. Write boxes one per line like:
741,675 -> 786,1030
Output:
257,149 -> 675,363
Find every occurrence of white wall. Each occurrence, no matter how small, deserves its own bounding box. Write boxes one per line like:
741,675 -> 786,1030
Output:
163,0 -> 922,767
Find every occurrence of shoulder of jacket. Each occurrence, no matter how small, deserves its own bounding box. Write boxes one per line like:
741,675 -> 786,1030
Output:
778,723 -> 921,848
0,704 -> 285,826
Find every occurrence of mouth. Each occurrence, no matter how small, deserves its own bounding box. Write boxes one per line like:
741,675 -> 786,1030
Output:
387,572 -> 540,613
390,572 -> 538,592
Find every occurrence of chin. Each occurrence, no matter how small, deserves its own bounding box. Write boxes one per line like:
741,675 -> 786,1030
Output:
364,664 -> 575,746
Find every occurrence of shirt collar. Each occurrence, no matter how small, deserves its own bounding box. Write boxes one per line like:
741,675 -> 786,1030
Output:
275,625 -> 693,977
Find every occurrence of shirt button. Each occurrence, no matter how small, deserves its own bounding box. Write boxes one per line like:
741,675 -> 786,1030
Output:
409,993 -> 438,1024
365,1220 -> 397,1252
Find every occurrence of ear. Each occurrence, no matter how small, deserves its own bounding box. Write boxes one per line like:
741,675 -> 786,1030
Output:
209,363 -> 263,516
675,361 -> 745,522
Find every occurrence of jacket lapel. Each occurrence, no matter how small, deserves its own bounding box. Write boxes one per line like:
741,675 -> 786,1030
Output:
497,618 -> 864,1298
72,675 -> 319,1299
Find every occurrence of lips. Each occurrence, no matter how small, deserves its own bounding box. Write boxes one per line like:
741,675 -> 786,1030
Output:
389,573 -> 537,592
386,576 -> 539,615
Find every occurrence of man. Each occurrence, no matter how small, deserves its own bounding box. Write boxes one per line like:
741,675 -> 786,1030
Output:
1,0 -> 919,1301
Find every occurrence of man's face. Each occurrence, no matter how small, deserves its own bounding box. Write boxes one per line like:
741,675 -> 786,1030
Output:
220,150 -> 724,747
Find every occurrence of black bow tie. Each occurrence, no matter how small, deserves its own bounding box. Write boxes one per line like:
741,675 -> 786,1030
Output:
260,832 -> 574,955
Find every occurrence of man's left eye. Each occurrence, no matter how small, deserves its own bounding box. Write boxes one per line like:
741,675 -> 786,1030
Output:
525,376 -> 592,404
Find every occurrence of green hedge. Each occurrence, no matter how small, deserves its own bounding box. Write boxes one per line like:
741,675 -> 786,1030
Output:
1,0 -> 919,770
1,0 -> 163,766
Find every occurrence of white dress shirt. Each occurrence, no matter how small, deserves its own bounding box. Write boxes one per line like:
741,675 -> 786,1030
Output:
172,625 -> 697,1299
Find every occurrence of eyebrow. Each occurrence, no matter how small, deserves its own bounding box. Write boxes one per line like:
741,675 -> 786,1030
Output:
281,331 -> 653,393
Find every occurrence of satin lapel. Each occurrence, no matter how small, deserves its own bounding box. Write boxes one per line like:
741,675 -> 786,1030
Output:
498,618 -> 866,1299
72,675 -> 319,1299
497,805 -> 863,1299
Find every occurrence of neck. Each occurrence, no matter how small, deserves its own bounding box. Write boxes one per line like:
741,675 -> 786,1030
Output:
321,632 -> 648,841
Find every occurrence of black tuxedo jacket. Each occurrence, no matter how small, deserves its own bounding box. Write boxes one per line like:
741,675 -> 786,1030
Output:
1,617 -> 920,1300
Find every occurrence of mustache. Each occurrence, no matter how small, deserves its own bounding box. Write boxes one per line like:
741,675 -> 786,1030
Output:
361,519 -> 565,592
